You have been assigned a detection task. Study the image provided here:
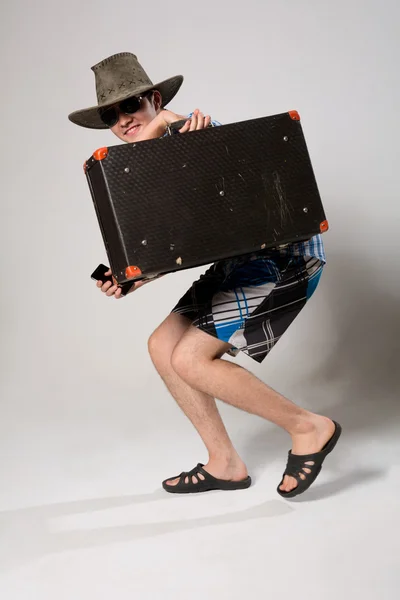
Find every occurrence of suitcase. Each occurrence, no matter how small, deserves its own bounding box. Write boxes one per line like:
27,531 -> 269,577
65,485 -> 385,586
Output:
84,110 -> 328,286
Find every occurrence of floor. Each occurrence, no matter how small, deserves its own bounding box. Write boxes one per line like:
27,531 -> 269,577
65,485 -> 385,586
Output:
0,371 -> 399,600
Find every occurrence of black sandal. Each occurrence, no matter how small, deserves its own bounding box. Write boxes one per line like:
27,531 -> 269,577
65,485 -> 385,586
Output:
277,421 -> 342,499
162,463 -> 252,494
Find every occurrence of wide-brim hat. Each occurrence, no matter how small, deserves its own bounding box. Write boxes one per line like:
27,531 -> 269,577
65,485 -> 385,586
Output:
68,52 -> 184,130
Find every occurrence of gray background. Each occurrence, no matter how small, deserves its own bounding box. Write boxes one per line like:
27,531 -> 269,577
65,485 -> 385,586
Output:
1,0 -> 399,598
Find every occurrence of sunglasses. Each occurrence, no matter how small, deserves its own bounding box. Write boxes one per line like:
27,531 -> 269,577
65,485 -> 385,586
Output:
99,92 -> 152,128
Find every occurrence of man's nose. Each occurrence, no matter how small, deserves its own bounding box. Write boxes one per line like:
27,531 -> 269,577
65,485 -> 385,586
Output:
118,110 -> 134,126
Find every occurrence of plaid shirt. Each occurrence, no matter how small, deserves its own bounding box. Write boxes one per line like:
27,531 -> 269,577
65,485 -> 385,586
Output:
277,233 -> 326,263
184,114 -> 326,264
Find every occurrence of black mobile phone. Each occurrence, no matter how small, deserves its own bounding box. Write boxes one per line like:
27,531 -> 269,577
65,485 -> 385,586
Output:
91,263 -> 135,296
91,263 -> 113,284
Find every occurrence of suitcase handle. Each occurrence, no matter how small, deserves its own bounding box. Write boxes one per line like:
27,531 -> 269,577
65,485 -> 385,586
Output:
166,119 -> 214,136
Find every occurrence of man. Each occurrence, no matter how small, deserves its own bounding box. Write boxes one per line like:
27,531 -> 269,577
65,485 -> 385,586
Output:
69,52 -> 341,498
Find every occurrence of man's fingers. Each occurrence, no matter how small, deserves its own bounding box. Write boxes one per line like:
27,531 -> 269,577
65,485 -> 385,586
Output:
101,281 -> 112,293
189,110 -> 210,131
179,120 -> 191,133
179,110 -> 212,134
106,285 -> 118,297
189,111 -> 198,131
98,274 -> 160,298
196,112 -> 205,130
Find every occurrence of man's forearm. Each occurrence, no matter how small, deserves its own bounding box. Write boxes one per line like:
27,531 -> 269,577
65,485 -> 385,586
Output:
134,114 -> 167,142
134,110 -> 189,142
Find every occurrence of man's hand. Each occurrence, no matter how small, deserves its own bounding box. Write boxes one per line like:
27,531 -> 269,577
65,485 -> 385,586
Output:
134,108 -> 212,142
134,109 -> 188,142
96,269 -> 148,299
178,109 -> 212,133
160,108 -> 211,133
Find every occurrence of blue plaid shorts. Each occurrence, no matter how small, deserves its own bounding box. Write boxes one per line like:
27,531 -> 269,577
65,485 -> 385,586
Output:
171,251 -> 324,363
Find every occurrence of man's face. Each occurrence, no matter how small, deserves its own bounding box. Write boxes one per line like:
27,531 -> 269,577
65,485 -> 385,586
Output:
110,91 -> 161,143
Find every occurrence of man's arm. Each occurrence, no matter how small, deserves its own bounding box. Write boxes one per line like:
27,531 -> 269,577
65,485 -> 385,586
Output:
134,109 -> 214,142
134,110 -> 190,142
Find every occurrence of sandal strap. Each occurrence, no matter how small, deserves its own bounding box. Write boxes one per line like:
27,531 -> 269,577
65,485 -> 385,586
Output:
283,452 -> 318,479
188,463 -> 204,477
288,449 -> 321,463
176,464 -> 205,486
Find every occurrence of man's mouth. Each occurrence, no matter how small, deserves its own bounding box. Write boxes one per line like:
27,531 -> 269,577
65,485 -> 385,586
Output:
124,124 -> 140,136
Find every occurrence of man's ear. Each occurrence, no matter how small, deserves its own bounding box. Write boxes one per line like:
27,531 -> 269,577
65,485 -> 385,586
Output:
152,90 -> 163,111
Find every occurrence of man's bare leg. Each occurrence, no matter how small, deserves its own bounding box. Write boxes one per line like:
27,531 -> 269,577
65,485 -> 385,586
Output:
149,314 -> 334,493
148,313 -> 248,484
169,323 -> 335,493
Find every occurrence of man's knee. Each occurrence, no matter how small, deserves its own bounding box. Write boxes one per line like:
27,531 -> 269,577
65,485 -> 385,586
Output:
148,326 -> 171,373
148,313 -> 190,373
171,342 -> 209,386
147,327 -> 160,361
171,344 -> 193,383
171,331 -> 230,384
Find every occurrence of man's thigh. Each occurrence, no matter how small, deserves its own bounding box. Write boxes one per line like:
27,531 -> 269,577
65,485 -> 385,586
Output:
149,312 -> 193,358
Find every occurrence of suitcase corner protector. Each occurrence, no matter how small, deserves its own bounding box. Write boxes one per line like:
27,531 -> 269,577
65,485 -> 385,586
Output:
289,110 -> 301,121
125,265 -> 142,279
320,220 -> 329,233
93,147 -> 109,161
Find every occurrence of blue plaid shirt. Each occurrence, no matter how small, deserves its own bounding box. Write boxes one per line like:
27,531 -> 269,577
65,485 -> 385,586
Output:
185,114 -> 326,264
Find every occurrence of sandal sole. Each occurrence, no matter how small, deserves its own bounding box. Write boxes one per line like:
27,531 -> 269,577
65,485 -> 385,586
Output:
162,476 -> 252,494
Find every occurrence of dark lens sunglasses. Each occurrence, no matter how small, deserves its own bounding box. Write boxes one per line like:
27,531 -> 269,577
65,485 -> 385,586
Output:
99,92 -> 151,128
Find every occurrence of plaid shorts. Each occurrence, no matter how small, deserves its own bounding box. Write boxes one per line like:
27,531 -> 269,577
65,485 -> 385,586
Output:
171,251 -> 324,363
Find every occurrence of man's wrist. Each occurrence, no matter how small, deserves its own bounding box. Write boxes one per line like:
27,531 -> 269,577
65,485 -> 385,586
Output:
157,110 -> 169,127
135,114 -> 168,141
